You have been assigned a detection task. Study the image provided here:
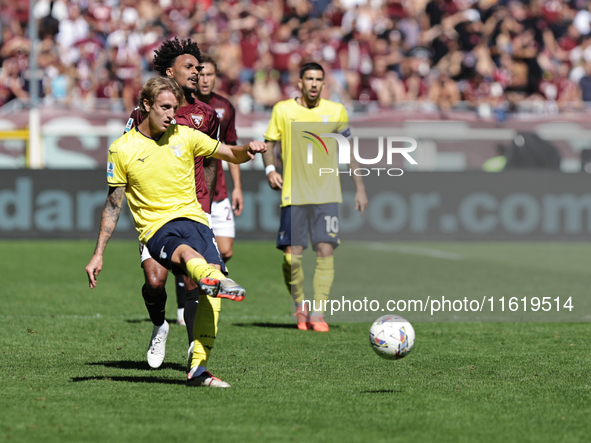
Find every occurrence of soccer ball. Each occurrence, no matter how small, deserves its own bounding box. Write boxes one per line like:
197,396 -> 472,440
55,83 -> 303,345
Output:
369,315 -> 415,360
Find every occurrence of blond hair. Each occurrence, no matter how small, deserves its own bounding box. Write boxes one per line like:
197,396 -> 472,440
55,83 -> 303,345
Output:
137,76 -> 184,118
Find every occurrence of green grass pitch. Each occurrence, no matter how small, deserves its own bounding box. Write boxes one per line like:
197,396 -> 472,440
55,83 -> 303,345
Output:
1,240 -> 590,442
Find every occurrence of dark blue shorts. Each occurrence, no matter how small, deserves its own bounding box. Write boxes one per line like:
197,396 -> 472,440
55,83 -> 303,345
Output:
146,218 -> 226,276
276,204 -> 340,251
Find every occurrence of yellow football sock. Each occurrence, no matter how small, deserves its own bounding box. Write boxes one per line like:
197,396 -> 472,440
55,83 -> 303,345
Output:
313,255 -> 334,314
190,294 -> 221,369
283,253 -> 304,304
186,258 -> 226,284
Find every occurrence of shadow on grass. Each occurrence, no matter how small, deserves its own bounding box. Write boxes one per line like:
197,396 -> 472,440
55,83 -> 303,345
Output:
233,322 -> 341,330
233,322 -> 298,329
87,360 -> 186,372
71,376 -> 185,385
360,389 -> 403,394
125,318 -> 181,325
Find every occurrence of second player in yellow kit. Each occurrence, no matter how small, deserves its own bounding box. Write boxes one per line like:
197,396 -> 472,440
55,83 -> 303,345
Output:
264,95 -> 349,207
263,63 -> 368,332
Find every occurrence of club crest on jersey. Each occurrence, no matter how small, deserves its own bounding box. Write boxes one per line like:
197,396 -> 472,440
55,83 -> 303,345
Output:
191,114 -> 203,128
170,143 -> 183,157
320,115 -> 330,124
215,108 -> 225,120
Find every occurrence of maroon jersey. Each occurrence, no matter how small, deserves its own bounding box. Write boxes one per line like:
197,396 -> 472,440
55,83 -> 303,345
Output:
208,92 -> 238,202
125,100 -> 220,213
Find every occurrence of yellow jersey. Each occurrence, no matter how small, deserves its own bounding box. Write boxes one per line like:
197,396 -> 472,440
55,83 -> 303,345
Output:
107,124 -> 219,243
264,98 -> 350,206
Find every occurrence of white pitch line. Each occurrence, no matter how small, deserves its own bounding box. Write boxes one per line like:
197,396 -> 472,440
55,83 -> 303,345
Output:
364,243 -> 463,261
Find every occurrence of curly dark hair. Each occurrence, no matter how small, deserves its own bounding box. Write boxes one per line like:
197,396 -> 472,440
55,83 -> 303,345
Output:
152,37 -> 203,76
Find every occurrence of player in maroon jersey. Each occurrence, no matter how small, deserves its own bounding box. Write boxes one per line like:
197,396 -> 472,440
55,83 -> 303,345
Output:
124,38 -> 223,369
196,55 -> 243,263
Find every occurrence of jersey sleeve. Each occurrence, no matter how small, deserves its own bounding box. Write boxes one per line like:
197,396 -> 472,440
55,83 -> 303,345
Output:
207,108 -> 220,141
106,140 -> 127,186
264,103 -> 282,141
336,104 -> 351,138
187,127 -> 220,158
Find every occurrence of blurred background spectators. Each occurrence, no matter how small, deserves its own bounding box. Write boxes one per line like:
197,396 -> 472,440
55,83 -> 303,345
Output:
1,0 -> 591,118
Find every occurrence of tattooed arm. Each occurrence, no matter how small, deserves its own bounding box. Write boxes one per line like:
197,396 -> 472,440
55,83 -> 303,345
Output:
85,186 -> 125,288
203,156 -> 218,201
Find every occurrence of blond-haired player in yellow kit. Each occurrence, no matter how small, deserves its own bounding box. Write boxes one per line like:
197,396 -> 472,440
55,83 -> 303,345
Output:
85,76 -> 266,387
263,62 -> 368,332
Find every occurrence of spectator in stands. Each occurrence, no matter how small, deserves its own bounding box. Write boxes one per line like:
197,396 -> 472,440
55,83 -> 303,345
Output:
579,61 -> 591,101
0,57 -> 21,106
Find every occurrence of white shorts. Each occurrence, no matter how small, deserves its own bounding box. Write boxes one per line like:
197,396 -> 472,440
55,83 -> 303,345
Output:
139,215 -> 214,263
139,242 -> 152,263
211,198 -> 235,238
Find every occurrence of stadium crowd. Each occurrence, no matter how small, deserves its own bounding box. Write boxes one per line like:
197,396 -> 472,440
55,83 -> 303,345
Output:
1,0 -> 591,116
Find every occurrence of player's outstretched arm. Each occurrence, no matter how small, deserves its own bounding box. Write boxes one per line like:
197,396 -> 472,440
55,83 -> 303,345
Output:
350,156 -> 368,216
85,186 -> 125,288
228,162 -> 243,216
263,140 -> 282,190
213,141 -> 267,164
